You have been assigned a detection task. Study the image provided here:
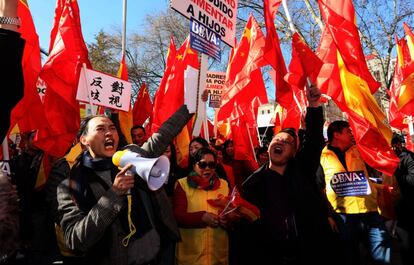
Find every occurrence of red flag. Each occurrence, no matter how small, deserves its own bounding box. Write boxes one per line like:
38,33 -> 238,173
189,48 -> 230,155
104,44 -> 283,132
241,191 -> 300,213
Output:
316,27 -> 343,104
388,37 -> 411,130
132,83 -> 153,126
405,134 -> 414,153
9,0 -> 46,133
318,0 -> 399,176
219,69 -> 268,122
218,15 -> 268,121
263,0 -> 292,108
35,0 -> 91,157
263,0 -> 282,70
286,33 -> 323,90
151,37 -> 176,132
231,118 -> 259,171
151,36 -> 198,132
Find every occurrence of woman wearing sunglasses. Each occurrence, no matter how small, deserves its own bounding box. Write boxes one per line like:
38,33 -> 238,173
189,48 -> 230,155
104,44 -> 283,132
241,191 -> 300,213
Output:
173,147 -> 231,265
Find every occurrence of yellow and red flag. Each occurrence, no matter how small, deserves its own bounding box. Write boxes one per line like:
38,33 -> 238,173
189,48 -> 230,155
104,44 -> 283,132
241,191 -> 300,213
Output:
116,53 -> 134,144
318,0 -> 399,176
395,23 -> 414,115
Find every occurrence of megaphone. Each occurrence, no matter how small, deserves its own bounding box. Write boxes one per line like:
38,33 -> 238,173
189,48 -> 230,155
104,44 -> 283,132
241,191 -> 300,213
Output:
112,150 -> 170,191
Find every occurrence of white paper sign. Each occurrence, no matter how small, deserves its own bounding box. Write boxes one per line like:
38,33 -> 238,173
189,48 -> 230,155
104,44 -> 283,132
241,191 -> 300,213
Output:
76,67 -> 132,111
170,0 -> 238,47
184,65 -> 199,114
206,71 -> 225,108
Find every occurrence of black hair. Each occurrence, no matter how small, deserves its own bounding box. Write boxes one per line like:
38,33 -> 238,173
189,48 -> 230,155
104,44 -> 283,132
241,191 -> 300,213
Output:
222,139 -> 234,163
193,147 -> 217,165
130,125 -> 146,135
77,115 -> 106,139
391,133 -> 405,145
188,136 -> 210,169
277,128 -> 298,148
327,120 -> 350,142
189,136 -> 209,149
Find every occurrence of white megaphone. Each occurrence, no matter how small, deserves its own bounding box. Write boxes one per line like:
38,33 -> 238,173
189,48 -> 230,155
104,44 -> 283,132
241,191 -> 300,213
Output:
112,149 -> 170,191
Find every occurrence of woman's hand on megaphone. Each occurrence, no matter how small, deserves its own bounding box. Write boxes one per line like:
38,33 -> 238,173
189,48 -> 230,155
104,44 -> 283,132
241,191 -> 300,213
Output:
112,163 -> 135,195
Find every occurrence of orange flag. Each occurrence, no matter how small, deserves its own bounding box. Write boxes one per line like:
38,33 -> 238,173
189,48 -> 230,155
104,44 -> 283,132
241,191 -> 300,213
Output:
132,83 -> 153,126
116,53 -> 133,144
396,23 -> 414,114
318,0 -> 399,176
218,15 -> 268,121
9,0 -> 46,133
35,0 -> 91,157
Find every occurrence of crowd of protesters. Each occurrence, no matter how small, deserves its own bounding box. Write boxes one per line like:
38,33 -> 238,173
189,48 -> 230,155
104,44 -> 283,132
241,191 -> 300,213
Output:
1,0 -> 414,265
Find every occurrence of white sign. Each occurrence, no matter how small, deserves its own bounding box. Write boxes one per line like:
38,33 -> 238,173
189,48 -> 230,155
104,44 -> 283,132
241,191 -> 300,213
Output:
205,71 -> 225,108
76,67 -> 132,112
0,161 -> 11,176
36,78 -> 46,103
171,0 -> 238,47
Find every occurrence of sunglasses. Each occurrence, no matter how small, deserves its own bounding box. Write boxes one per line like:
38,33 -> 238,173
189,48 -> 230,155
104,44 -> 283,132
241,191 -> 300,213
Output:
197,161 -> 217,169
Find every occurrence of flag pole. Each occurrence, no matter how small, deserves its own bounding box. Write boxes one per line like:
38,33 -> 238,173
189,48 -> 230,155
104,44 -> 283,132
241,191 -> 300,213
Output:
192,53 -> 209,142
282,0 -> 296,33
246,123 -> 258,163
122,0 -> 127,54
282,0 -> 312,88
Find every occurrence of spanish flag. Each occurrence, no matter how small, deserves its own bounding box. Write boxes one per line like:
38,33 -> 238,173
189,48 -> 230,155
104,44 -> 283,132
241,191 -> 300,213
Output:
318,0 -> 399,176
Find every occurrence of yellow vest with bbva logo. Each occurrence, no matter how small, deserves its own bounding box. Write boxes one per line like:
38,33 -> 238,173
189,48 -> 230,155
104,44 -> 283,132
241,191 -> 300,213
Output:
176,177 -> 229,265
320,145 -> 378,214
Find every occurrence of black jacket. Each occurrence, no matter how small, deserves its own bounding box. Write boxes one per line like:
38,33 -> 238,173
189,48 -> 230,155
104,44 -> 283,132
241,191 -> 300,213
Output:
239,107 -> 334,264
394,149 -> 414,231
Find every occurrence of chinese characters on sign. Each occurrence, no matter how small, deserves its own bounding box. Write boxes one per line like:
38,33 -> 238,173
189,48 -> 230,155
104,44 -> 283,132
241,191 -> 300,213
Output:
76,67 -> 132,111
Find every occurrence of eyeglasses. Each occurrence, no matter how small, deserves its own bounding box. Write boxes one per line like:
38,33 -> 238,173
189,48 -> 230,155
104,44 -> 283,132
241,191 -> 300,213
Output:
273,138 -> 295,146
197,161 -> 217,169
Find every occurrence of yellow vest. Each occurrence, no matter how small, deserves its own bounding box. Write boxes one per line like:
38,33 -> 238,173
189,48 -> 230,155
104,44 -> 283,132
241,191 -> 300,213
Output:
320,145 -> 378,214
176,177 -> 229,265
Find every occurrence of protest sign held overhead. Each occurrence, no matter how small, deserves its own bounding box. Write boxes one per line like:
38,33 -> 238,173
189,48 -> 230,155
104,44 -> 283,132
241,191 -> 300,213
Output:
76,67 -> 132,112
171,0 -> 238,47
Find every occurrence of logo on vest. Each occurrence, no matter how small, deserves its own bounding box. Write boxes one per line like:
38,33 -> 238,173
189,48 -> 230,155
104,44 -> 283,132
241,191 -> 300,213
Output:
330,171 -> 371,197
